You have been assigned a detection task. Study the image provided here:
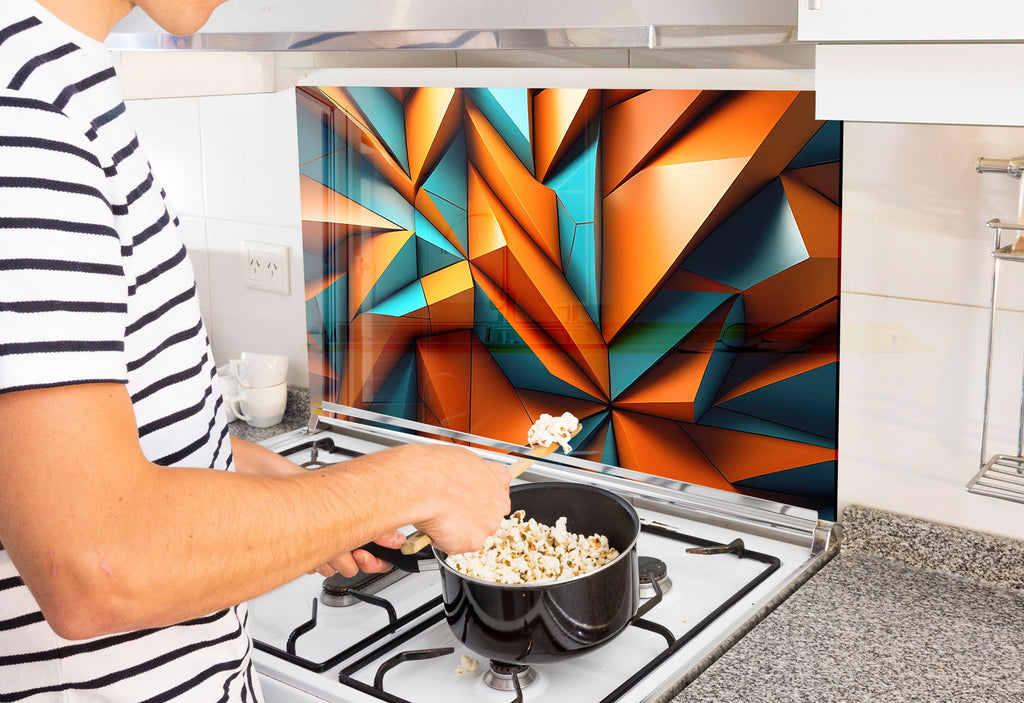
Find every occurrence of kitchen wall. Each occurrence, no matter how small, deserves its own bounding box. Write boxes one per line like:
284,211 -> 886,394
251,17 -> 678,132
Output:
125,89 -> 311,387
121,70 -> 1024,541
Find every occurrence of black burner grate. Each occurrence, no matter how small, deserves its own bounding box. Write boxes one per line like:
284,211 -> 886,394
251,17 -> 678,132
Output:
253,524 -> 781,703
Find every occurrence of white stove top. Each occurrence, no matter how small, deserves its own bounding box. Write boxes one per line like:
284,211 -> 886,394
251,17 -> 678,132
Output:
249,418 -> 835,703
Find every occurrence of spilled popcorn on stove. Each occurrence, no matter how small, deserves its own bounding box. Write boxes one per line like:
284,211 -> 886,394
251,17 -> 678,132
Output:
526,412 -> 580,453
445,509 -> 618,584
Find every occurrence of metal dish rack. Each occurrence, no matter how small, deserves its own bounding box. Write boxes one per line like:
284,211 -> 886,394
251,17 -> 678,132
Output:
967,156 -> 1024,504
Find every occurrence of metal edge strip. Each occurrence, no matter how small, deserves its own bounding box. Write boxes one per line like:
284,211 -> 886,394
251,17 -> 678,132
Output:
317,402 -> 832,552
106,26 -> 655,51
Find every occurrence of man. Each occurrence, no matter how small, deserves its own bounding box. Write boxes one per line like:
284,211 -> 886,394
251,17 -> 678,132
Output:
0,0 -> 512,699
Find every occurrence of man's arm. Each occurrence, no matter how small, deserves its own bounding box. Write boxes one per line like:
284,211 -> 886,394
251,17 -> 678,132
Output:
0,383 -> 511,640
229,435 -> 403,577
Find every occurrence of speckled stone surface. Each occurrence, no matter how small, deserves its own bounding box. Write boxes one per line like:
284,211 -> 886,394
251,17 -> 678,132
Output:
672,506 -> 1024,702
840,504 -> 1024,591
227,385 -> 310,443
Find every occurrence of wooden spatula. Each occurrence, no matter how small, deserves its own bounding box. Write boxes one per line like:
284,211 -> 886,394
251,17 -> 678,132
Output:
399,426 -> 581,555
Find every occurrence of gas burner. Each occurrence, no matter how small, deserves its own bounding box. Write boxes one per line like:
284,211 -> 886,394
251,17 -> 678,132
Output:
300,439 -> 336,469
483,661 -> 538,691
320,567 -> 407,607
638,555 -> 673,599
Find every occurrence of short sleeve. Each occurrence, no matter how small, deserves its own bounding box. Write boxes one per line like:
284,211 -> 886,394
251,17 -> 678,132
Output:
0,93 -> 129,394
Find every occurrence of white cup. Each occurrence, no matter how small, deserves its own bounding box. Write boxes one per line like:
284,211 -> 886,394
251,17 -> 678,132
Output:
231,352 -> 288,389
216,364 -> 239,421
226,382 -> 288,428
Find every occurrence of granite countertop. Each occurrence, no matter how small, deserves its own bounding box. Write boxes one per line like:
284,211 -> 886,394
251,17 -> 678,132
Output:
673,505 -> 1024,702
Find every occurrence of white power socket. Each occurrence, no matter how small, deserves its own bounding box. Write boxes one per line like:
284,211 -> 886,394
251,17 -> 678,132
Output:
242,240 -> 290,295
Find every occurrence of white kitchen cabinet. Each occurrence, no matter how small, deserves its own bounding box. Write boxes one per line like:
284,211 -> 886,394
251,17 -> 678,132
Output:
798,0 -> 1024,42
813,43 -> 1024,126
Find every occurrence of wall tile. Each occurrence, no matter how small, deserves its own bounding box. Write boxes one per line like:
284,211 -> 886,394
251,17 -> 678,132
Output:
176,215 -> 212,334
204,218 -> 308,386
125,97 -> 205,217
198,90 -> 303,228
842,122 -> 1024,310
839,292 -> 1024,540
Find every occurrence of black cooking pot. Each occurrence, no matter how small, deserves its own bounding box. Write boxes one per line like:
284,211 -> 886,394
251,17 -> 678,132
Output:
364,482 -> 649,664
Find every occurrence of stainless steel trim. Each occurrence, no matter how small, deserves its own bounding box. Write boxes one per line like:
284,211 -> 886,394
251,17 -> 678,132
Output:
318,402 -> 829,551
107,26 -> 657,52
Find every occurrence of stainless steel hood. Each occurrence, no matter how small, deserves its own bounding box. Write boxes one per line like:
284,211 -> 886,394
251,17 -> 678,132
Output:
106,0 -> 797,52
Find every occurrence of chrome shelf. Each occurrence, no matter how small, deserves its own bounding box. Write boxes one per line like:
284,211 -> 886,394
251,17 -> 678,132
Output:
971,160 -> 1024,505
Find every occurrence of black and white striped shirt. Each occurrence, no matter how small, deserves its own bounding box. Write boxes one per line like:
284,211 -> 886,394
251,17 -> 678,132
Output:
0,0 -> 261,699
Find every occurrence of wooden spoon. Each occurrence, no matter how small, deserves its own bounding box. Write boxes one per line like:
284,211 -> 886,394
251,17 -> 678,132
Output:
399,426 -> 581,555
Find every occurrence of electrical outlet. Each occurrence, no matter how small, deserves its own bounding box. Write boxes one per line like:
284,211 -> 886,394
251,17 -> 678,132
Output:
242,241 -> 290,294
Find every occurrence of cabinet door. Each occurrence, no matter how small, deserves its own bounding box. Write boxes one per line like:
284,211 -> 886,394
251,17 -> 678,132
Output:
799,0 -> 1024,42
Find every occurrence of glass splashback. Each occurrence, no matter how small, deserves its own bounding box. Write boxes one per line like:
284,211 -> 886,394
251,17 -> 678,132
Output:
296,84 -> 840,519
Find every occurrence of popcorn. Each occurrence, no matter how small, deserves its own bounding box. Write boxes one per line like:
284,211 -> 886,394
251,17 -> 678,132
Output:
445,510 -> 618,584
527,412 -> 580,453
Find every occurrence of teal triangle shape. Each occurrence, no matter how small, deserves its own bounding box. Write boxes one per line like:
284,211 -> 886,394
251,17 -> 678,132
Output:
354,234 -> 418,317
697,406 -> 835,448
546,124 -> 598,226
465,88 -> 533,175
735,460 -> 836,498
415,211 -> 464,277
561,217 -> 598,327
601,420 -> 619,467
311,274 -> 348,380
296,99 -> 333,166
473,288 -> 597,402
609,291 -> 732,399
682,179 -> 807,290
787,121 -> 841,170
717,362 -> 838,440
365,279 -> 427,318
299,147 -> 414,232
345,87 -> 410,176
692,297 -> 744,420
422,129 -> 467,209
368,353 -> 418,421
429,196 -> 468,256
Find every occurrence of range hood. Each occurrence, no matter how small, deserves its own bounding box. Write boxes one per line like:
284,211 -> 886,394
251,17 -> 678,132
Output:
107,0 -> 797,52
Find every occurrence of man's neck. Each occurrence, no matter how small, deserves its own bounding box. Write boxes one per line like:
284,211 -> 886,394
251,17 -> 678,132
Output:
34,0 -> 134,41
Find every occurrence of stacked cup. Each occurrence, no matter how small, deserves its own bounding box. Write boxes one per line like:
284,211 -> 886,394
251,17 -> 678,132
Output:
223,352 -> 289,428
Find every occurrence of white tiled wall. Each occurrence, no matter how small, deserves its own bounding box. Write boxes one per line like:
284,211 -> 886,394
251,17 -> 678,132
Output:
841,122 -> 1024,539
123,68 -> 1024,539
125,89 -> 310,386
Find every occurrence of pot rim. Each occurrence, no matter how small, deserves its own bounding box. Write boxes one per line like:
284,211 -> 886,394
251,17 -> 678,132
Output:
433,481 -> 640,589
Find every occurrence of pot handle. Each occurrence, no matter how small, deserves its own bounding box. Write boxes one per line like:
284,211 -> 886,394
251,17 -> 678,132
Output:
359,542 -> 438,573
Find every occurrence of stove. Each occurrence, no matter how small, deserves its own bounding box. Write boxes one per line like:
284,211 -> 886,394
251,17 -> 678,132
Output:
249,413 -> 836,703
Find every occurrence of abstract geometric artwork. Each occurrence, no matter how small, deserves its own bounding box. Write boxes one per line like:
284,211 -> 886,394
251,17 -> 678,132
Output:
295,85 -> 841,518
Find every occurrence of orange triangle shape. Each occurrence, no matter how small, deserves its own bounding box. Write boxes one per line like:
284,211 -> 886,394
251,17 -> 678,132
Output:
416,330 -> 473,435
601,89 -> 720,196
471,266 -> 607,401
781,174 -> 840,258
340,313 -> 429,408
314,87 -> 415,204
299,175 -> 403,232
532,88 -> 601,183
405,87 -> 462,187
683,423 -> 836,483
611,410 -> 734,491
785,162 -> 840,205
516,389 -> 607,427
347,230 -> 414,320
465,100 -> 561,268
468,335 -> 536,445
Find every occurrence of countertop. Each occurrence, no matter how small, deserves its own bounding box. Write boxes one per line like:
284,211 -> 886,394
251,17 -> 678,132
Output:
671,505 -> 1024,702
